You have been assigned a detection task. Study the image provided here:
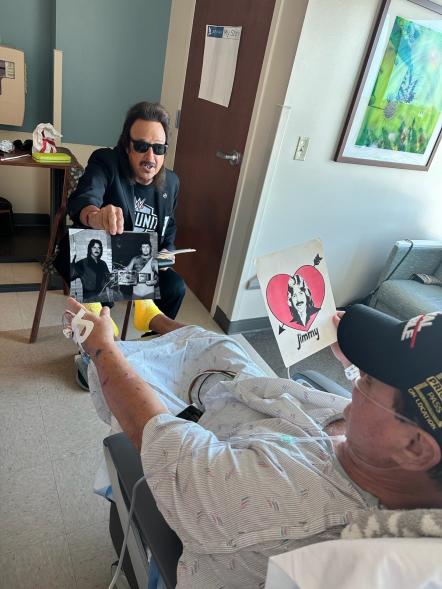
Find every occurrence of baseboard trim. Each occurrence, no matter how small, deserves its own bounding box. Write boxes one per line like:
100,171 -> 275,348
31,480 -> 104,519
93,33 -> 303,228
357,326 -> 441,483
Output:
214,305 -> 271,334
13,213 -> 50,227
0,282 -> 41,293
0,255 -> 44,263
0,276 -> 63,293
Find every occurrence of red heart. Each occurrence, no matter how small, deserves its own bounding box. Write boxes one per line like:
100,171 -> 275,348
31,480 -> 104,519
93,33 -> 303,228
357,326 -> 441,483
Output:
266,265 -> 325,332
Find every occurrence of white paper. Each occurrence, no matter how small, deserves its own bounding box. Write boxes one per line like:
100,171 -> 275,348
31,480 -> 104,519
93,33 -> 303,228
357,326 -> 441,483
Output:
256,239 -> 337,368
198,25 -> 242,107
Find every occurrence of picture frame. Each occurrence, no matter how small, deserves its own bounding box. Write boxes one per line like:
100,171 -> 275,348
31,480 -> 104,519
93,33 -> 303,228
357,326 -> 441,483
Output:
335,0 -> 442,171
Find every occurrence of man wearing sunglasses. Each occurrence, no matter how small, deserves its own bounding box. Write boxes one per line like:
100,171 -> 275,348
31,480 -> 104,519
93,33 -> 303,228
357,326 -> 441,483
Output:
67,101 -> 185,330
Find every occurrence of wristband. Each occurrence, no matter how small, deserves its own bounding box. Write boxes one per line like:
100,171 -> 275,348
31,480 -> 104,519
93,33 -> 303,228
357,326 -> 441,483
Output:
344,364 -> 360,382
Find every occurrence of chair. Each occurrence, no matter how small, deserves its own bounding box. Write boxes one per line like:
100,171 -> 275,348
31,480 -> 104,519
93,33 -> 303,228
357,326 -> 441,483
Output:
369,239 -> 442,319
29,156 -> 83,342
0,196 -> 14,235
121,301 -> 134,341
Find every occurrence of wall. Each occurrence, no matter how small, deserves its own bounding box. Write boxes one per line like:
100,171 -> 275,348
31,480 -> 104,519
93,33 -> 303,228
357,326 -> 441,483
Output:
160,0 -> 196,166
0,0 -> 53,132
0,0 -> 171,214
55,0 -> 171,147
218,0 -> 442,323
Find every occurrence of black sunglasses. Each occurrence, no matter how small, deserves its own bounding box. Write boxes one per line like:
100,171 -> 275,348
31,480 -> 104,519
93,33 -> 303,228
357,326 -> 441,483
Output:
130,139 -> 168,155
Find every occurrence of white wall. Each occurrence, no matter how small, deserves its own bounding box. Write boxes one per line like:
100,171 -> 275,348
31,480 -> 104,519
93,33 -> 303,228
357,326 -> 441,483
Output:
160,0 -> 196,167
220,0 -> 442,322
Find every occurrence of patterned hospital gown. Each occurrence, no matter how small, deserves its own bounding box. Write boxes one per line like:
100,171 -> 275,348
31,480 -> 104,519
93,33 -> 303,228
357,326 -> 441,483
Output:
88,326 -> 378,589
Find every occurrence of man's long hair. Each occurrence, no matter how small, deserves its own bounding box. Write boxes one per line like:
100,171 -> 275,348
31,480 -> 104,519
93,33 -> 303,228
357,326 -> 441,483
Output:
117,101 -> 170,189
287,274 -> 316,323
87,239 -> 103,259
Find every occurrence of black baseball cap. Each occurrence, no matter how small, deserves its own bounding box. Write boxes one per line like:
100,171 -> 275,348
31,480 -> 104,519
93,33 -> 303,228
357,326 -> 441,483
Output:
338,305 -> 442,441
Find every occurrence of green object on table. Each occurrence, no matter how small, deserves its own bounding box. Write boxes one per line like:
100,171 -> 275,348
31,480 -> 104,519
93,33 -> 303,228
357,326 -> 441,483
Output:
32,152 -> 72,163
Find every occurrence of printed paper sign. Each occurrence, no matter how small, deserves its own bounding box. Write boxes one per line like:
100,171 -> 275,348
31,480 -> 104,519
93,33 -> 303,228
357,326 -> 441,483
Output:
198,25 -> 242,107
256,239 -> 337,367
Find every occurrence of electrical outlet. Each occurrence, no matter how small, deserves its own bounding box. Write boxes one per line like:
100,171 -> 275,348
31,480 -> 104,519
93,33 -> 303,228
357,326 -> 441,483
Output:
294,136 -> 310,161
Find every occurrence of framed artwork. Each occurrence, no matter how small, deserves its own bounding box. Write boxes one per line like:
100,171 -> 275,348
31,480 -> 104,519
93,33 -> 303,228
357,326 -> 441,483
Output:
335,0 -> 442,170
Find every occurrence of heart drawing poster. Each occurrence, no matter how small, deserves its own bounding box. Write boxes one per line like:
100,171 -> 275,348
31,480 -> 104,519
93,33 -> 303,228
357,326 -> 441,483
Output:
256,239 -> 337,367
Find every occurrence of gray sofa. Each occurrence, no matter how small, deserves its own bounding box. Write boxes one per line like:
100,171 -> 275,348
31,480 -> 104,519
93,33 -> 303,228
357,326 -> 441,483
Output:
369,240 -> 442,319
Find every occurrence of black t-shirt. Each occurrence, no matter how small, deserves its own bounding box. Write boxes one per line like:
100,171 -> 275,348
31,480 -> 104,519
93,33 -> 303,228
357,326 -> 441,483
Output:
133,183 -> 158,233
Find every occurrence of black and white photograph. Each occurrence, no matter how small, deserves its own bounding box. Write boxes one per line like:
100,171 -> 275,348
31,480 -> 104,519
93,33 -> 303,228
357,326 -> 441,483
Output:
69,229 -> 113,303
111,231 -> 160,301
68,229 -> 160,303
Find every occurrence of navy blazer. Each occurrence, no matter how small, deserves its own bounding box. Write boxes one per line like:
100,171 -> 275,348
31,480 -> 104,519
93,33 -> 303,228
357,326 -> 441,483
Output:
67,146 -> 180,250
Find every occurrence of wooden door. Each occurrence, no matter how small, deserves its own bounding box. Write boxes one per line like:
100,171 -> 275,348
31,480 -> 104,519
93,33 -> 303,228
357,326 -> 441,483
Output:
173,0 -> 276,310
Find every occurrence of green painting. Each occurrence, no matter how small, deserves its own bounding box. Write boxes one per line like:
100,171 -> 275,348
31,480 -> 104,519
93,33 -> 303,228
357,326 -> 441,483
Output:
356,16 -> 442,154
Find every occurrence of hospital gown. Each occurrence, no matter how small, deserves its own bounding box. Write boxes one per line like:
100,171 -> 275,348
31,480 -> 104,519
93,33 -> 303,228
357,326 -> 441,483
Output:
88,326 -> 378,589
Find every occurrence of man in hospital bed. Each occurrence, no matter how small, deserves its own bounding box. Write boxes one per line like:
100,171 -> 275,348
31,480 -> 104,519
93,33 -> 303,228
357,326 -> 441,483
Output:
66,298 -> 442,589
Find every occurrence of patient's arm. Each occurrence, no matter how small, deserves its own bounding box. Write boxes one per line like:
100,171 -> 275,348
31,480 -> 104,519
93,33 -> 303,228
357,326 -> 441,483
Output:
67,298 -> 169,449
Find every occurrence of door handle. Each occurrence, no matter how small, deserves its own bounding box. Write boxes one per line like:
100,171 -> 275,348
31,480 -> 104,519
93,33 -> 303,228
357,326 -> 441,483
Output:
215,150 -> 242,166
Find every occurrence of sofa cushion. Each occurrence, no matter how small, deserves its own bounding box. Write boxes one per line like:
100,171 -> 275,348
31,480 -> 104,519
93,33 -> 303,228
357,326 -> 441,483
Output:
434,261 -> 442,281
374,279 -> 442,320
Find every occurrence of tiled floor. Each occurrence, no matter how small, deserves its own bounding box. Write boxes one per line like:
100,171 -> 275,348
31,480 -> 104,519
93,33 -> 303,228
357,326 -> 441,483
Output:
0,284 -> 222,588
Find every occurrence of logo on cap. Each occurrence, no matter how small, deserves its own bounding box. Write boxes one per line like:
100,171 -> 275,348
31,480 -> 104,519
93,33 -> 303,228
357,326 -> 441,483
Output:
401,312 -> 438,349
408,372 -> 442,432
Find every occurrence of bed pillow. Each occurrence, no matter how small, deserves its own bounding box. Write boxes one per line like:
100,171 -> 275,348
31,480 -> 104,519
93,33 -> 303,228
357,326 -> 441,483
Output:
265,537 -> 442,589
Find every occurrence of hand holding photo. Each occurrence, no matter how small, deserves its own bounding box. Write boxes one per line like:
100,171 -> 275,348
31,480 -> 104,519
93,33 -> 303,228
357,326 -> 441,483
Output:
256,239 -> 337,368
